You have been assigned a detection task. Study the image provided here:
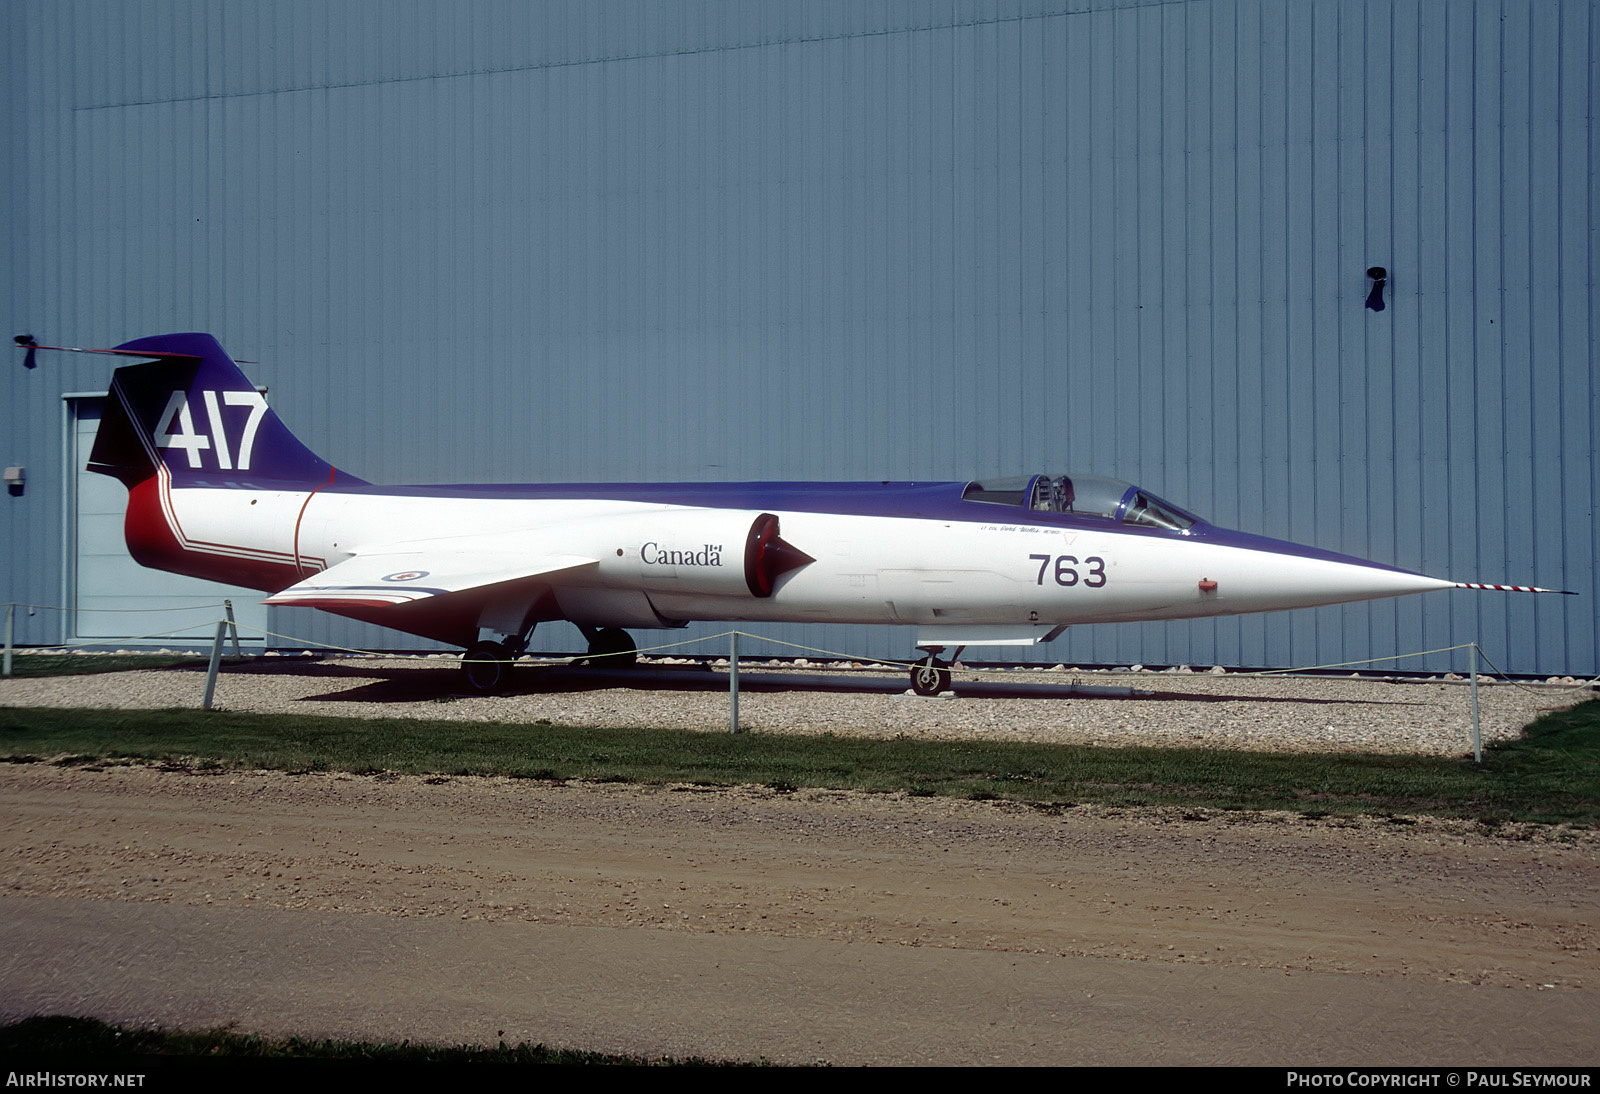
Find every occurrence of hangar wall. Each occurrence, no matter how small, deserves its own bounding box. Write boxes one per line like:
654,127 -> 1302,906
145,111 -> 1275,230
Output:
3,0 -> 1596,675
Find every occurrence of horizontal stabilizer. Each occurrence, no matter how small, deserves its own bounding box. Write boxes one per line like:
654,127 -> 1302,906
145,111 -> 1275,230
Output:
265,550 -> 598,610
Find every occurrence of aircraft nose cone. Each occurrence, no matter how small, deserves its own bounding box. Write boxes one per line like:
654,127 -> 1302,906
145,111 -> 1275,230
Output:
1218,548 -> 1454,612
1190,526 -> 1455,613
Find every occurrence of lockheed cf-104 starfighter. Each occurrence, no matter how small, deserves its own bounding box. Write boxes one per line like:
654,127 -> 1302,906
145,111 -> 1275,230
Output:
43,333 -> 1563,693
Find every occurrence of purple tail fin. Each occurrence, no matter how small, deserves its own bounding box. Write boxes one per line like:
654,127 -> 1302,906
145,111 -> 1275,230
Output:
87,333 -> 363,489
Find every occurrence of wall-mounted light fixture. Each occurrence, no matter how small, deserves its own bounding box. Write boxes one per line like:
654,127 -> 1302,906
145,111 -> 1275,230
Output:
1366,266 -> 1388,312
4,466 -> 24,496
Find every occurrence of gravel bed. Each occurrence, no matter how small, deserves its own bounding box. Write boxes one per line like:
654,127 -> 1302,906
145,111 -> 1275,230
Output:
2,651 -> 1591,755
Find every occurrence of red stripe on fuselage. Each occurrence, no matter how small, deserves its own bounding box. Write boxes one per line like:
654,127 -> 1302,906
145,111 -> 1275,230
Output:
293,467 -> 337,577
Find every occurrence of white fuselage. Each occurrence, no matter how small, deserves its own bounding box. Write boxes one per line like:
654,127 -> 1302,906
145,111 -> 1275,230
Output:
163,484 -> 1454,642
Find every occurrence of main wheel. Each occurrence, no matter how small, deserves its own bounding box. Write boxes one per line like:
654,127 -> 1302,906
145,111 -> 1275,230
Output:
461,641 -> 511,693
910,658 -> 952,696
586,627 -> 637,668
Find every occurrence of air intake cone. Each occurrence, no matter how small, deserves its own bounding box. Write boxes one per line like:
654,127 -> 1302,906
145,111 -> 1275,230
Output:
744,513 -> 815,597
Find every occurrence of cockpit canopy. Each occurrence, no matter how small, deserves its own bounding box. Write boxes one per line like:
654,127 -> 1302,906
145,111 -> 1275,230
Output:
960,472 -> 1198,532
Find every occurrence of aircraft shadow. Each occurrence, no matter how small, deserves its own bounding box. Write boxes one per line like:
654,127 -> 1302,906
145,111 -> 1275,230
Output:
252,661 -> 1416,707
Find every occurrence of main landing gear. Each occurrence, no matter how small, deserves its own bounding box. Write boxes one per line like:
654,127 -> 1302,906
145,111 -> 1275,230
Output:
459,627 -> 640,694
580,626 -> 637,669
461,640 -> 516,694
460,621 -> 536,694
460,623 -> 640,690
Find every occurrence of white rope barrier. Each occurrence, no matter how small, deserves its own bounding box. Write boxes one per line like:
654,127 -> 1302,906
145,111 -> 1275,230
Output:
5,603 -> 1592,753
6,598 -> 1595,687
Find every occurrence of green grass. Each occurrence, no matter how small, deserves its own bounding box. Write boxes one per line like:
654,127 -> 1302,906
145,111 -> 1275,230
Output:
1472,699 -> 1600,823
1,653 -> 249,677
2,700 -> 1596,824
0,1015 -> 753,1065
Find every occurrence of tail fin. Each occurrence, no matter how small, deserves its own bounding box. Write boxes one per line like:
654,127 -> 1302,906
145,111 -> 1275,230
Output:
87,333 -> 362,489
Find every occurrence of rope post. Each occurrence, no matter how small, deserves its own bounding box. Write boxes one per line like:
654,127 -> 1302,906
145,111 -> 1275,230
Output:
223,599 -> 242,657
202,619 -> 227,710
3,603 -> 13,677
1470,643 -> 1482,764
729,631 -> 742,734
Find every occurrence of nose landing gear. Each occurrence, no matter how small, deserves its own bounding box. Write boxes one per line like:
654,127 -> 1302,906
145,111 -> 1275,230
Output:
909,650 -> 954,696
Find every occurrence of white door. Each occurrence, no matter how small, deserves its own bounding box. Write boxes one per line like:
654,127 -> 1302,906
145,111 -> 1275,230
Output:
69,399 -> 267,645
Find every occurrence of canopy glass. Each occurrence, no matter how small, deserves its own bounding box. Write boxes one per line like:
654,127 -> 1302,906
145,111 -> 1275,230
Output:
961,473 -> 1198,533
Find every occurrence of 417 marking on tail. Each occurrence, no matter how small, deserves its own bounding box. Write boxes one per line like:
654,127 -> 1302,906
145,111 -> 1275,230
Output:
153,388 -> 268,470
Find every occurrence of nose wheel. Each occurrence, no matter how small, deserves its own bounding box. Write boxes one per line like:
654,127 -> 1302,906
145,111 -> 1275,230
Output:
910,656 -> 952,696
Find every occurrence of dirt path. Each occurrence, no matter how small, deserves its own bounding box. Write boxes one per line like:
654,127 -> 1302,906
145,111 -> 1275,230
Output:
2,763 -> 1596,1064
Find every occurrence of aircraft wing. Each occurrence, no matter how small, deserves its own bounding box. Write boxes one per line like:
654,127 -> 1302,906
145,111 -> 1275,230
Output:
264,548 -> 599,610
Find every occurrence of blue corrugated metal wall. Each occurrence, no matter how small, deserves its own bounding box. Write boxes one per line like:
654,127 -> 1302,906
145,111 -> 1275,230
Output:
4,0 -> 1596,675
